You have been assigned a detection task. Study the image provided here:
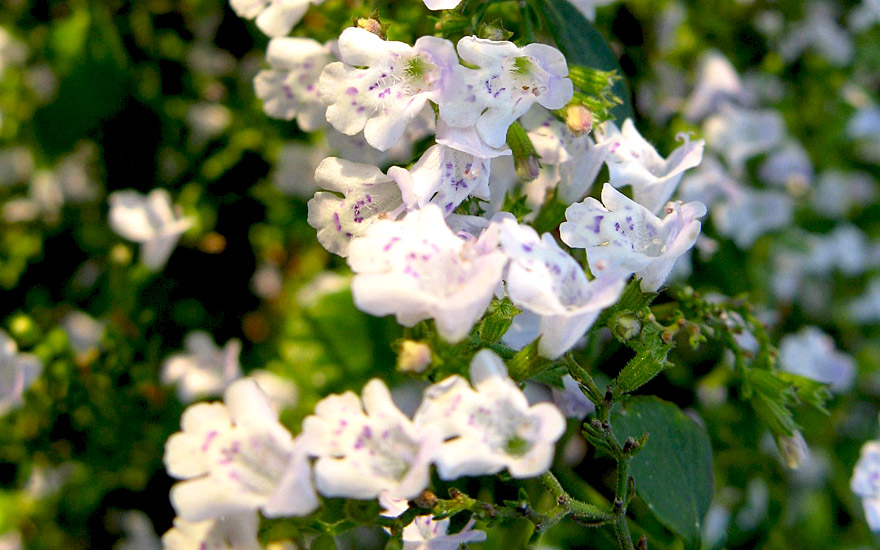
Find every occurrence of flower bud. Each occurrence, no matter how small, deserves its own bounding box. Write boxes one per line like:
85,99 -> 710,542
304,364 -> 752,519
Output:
610,312 -> 641,341
515,155 -> 541,181
476,20 -> 513,42
356,16 -> 387,39
776,430 -> 810,469
565,103 -> 593,136
397,340 -> 432,373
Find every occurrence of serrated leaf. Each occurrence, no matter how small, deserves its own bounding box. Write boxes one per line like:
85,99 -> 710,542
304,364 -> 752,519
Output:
534,0 -> 634,122
614,342 -> 672,397
612,397 -> 713,549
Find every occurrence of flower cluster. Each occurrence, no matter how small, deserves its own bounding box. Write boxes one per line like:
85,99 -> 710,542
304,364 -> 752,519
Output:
163,351 -> 565,547
258,25 -> 709,358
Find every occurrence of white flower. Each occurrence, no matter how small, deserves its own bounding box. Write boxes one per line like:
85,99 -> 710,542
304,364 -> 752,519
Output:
162,513 -> 261,550
703,105 -> 785,173
498,216 -> 626,359
811,170 -> 876,218
847,105 -> 880,141
441,38 -> 573,148
272,137 -> 331,199
0,329 -> 42,416
560,183 -> 706,292
0,531 -> 21,550
850,279 -> 880,324
327,106 -> 436,167
849,0 -> 880,32
712,187 -> 793,248
108,189 -> 193,270
186,103 -> 231,145
113,511 -> 160,550
254,38 -> 333,131
779,2 -> 853,67
757,141 -> 813,190
164,378 -> 318,521
61,311 -> 104,360
0,146 -> 33,188
347,205 -> 507,343
551,375 -> 595,419
595,119 -> 704,213
520,106 -> 611,204
302,379 -> 439,500
413,350 -> 566,479
229,0 -> 325,37
161,332 -> 242,404
250,370 -> 299,413
389,143 -> 491,215
319,28 -> 461,152
379,493 -> 487,550
852,440 -> 880,530
778,327 -> 855,393
684,51 -> 747,121
307,157 -> 405,257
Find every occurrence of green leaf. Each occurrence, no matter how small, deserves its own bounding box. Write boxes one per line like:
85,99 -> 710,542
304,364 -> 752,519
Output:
533,0 -> 634,122
612,397 -> 713,549
613,340 -> 672,397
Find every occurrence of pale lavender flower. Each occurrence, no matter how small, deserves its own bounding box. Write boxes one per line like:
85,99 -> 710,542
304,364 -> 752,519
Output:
253,38 -> 333,131
778,327 -> 855,393
347,205 -> 507,343
161,332 -> 242,404
441,38 -> 573,148
498,215 -> 626,358
307,157 -> 405,257
560,183 -> 706,292
302,379 -> 439,500
595,119 -> 704,213
319,28 -> 462,151
164,379 -> 318,521
413,350 -> 566,479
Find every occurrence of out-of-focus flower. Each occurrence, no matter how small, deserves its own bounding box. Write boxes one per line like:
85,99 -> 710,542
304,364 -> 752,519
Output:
0,330 -> 42,417
302,379 -> 439,500
779,2 -> 853,66
108,189 -> 193,270
853,439 -> 880,530
61,311 -> 104,362
230,0 -> 325,37
849,0 -> 880,32
703,105 -> 785,173
164,379 -> 318,521
254,38 -> 333,131
414,350 -> 565,479
811,170 -> 876,218
162,513 -> 261,550
779,327 -> 855,393
161,332 -> 242,404
684,51 -> 747,121
758,141 -> 813,191
568,0 -> 620,21
113,511 -> 161,550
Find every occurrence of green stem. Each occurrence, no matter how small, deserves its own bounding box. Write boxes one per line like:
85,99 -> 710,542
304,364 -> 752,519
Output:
613,514 -> 637,550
